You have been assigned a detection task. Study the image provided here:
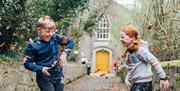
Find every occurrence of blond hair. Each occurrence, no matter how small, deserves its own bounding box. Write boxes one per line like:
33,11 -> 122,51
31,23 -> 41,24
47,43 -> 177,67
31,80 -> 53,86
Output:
37,15 -> 56,28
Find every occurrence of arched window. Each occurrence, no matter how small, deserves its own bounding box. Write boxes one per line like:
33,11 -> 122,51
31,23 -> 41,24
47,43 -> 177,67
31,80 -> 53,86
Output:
96,15 -> 110,40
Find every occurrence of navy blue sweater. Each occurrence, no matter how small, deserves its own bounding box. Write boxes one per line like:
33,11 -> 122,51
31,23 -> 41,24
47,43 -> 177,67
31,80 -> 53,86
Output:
24,33 -> 75,75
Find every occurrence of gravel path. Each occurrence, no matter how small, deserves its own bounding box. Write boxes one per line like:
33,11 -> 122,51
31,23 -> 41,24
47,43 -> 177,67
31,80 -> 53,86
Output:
65,74 -> 127,91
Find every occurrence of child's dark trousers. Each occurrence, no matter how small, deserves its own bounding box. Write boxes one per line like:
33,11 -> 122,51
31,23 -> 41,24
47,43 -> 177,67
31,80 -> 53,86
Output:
131,81 -> 152,91
36,74 -> 64,91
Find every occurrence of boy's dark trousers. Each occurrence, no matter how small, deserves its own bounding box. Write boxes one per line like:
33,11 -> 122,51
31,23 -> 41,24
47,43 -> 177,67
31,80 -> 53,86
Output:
36,74 -> 64,91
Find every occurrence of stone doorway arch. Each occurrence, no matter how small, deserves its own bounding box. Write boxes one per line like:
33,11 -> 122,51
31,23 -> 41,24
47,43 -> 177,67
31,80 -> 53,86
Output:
92,47 -> 113,74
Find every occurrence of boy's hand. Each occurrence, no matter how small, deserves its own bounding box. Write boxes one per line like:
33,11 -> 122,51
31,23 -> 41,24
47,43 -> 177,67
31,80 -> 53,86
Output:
160,80 -> 169,91
125,80 -> 131,90
42,67 -> 50,76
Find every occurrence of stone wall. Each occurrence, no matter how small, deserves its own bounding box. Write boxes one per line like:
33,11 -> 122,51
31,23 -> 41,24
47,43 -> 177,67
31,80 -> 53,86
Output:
0,62 -> 86,91
153,66 -> 180,91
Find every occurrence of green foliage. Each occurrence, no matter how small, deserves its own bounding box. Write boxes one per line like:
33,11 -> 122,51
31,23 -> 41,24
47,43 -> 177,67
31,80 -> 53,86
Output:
133,0 -> 180,61
83,5 -> 109,36
0,0 -> 89,61
0,0 -> 34,55
83,12 -> 103,36
29,0 -> 89,34
0,51 -> 23,63
117,65 -> 127,82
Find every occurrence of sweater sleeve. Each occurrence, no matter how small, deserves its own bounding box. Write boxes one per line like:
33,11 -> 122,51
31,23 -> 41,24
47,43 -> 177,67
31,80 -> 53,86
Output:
138,47 -> 166,78
24,44 -> 43,74
54,34 -> 75,55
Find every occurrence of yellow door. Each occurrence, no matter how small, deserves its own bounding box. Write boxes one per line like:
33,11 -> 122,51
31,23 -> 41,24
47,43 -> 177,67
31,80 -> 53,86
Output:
96,50 -> 109,74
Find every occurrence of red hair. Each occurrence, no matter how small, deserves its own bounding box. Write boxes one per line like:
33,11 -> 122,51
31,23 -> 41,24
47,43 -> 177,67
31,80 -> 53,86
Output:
122,25 -> 139,39
121,25 -> 140,58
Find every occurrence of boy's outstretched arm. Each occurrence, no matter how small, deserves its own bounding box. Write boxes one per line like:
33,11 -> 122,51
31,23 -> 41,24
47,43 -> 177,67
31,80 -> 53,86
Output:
23,45 -> 44,74
63,38 -> 75,55
55,34 -> 75,55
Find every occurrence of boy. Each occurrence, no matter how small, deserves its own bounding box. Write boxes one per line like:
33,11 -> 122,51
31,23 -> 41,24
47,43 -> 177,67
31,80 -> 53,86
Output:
24,15 -> 75,91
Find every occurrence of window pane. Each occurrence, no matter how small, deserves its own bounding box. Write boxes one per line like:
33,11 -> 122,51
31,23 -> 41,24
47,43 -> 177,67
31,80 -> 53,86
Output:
100,33 -> 102,38
97,32 -> 99,38
96,15 -> 110,40
103,29 -> 105,33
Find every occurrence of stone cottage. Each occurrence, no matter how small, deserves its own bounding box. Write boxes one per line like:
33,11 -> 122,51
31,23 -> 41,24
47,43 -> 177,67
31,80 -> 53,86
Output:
79,0 -> 134,74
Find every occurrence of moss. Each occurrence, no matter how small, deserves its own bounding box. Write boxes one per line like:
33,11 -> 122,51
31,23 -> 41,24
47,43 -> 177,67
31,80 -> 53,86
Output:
0,59 -> 24,64
160,60 -> 180,67
0,52 -> 23,64
35,88 -> 40,91
176,76 -> 180,84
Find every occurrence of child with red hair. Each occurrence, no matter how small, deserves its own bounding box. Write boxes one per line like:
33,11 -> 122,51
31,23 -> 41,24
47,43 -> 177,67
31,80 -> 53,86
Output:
120,25 -> 169,91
